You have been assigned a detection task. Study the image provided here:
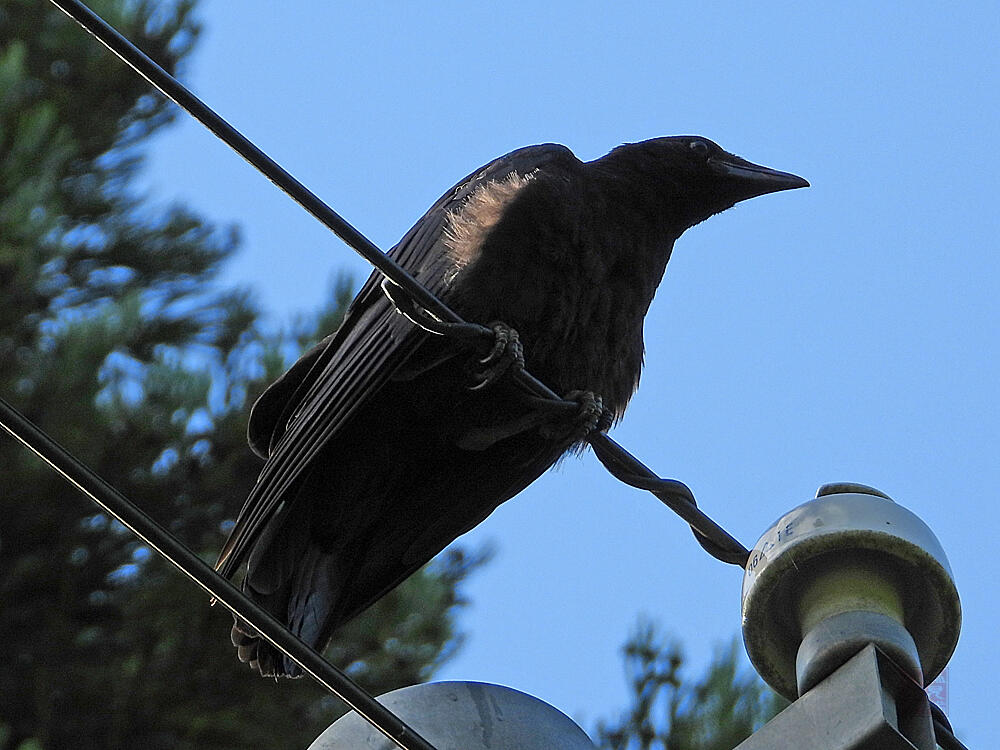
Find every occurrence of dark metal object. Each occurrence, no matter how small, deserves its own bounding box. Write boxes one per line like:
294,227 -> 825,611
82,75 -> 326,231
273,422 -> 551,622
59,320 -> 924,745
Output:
0,395 -> 438,750
931,702 -> 970,750
734,645 -> 936,750
47,0 -> 749,567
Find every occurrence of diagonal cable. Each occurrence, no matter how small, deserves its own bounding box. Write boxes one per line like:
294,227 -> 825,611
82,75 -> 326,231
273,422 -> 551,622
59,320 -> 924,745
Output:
47,0 -> 749,566
0,395 -> 438,750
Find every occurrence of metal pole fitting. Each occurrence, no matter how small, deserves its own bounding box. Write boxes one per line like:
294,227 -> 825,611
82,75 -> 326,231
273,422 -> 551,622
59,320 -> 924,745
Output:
740,482 -> 961,700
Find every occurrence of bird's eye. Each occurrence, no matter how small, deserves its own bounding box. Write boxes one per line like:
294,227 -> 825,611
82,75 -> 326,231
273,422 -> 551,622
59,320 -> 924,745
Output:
689,140 -> 710,158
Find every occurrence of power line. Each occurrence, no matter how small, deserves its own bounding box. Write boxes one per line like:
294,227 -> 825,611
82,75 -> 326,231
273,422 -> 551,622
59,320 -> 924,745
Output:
0,395 -> 438,750
46,0 -> 749,568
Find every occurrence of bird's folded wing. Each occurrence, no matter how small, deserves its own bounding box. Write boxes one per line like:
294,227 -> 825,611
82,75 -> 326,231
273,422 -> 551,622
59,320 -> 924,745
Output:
216,144 -> 577,577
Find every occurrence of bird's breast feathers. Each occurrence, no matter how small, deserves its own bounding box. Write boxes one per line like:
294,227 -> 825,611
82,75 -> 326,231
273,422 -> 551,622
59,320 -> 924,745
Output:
441,170 -> 538,285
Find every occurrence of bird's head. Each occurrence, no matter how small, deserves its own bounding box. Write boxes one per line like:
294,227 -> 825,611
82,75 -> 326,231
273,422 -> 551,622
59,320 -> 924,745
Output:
596,135 -> 809,234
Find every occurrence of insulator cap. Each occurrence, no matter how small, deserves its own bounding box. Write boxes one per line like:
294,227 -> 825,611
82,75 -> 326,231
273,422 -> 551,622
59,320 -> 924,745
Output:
741,483 -> 961,699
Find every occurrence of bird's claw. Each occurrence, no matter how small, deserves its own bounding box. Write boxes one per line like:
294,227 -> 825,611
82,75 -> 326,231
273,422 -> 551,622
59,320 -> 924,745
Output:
466,321 -> 525,390
540,390 -> 614,445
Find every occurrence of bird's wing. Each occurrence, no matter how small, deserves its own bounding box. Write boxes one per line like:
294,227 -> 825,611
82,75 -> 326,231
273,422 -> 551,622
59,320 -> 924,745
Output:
216,143 -> 578,577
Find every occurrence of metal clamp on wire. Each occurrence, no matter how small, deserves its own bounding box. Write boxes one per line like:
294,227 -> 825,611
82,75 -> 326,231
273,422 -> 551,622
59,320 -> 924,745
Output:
381,277 -> 489,344
381,278 -> 526,391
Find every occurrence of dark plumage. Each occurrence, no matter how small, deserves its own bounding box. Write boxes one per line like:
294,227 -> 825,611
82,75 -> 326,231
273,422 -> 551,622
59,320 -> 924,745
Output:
217,136 -> 807,676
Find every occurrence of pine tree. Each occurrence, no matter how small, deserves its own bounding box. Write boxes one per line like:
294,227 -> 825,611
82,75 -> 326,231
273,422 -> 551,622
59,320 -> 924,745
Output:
596,620 -> 787,750
0,3 -> 482,748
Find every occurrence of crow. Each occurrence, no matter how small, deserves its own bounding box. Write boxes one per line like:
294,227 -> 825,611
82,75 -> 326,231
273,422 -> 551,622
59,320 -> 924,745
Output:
216,136 -> 807,676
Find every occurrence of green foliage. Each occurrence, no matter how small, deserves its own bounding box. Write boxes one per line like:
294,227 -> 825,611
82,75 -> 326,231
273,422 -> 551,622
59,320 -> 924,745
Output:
596,620 -> 787,750
0,3 -> 482,748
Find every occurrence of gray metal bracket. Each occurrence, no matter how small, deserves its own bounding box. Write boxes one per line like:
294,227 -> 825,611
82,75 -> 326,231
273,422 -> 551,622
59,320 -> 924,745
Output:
734,644 -> 935,750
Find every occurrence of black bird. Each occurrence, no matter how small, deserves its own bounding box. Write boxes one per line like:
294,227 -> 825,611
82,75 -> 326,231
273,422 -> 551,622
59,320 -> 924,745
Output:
217,136 -> 807,676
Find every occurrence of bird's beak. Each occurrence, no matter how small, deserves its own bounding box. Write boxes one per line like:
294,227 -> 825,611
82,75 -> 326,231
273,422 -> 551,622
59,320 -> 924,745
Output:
708,155 -> 809,197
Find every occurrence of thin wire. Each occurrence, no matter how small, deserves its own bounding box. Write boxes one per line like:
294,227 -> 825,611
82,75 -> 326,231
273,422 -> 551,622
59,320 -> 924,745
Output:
47,0 -> 749,567
0,396 -> 438,750
588,436 -> 748,565
49,0 -> 453,326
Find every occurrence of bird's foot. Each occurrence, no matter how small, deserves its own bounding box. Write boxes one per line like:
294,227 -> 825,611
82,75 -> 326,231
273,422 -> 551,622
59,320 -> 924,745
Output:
232,617 -> 301,678
455,389 -> 612,451
540,390 -> 614,445
466,321 -> 525,390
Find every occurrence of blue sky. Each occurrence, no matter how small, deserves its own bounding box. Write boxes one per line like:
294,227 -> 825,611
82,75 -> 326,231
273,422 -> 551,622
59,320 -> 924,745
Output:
137,1 -> 997,744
